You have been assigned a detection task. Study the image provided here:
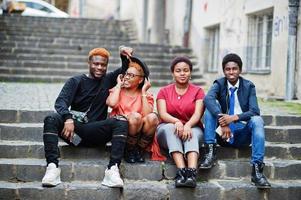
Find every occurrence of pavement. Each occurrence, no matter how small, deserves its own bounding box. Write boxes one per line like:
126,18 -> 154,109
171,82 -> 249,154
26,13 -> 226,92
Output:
0,82 -> 298,115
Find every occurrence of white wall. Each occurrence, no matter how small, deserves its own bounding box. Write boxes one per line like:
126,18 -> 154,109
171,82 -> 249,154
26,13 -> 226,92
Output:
189,0 -> 290,98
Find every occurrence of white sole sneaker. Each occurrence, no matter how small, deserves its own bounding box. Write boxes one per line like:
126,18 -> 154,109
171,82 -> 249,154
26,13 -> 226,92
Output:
101,164 -> 124,188
42,163 -> 61,187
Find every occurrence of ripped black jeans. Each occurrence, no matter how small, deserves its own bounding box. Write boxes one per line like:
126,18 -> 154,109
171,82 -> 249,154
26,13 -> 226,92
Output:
43,113 -> 128,168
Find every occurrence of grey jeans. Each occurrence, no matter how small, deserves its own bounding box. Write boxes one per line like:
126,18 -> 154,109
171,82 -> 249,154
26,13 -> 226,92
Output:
156,123 -> 203,156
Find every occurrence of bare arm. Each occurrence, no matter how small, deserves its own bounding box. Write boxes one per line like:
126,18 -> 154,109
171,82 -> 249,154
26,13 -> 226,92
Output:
106,74 -> 123,107
141,78 -> 153,116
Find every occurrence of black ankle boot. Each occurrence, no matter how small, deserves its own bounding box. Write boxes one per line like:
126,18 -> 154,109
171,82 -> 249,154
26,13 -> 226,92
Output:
125,148 -> 136,163
175,168 -> 186,187
135,147 -> 145,163
199,144 -> 217,169
184,168 -> 197,188
251,162 -> 271,189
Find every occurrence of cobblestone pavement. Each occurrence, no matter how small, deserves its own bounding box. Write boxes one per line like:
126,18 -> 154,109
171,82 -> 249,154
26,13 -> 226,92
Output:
0,82 -> 297,115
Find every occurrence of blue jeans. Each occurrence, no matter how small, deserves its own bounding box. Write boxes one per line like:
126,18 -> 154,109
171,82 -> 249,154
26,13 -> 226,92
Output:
204,109 -> 265,164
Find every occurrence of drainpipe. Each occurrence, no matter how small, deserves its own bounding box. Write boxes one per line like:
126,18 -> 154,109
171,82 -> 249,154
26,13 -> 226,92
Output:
142,0 -> 149,42
183,0 -> 193,47
286,0 -> 300,100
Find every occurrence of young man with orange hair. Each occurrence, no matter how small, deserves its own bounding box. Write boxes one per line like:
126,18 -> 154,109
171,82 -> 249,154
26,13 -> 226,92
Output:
42,47 -> 131,188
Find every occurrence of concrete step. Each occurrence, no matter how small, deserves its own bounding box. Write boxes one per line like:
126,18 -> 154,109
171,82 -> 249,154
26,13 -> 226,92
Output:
0,51 -> 191,61
1,123 -> 299,143
0,140 -> 300,160
0,15 -> 131,25
0,41 -> 192,54
0,67 -> 203,80
0,110 -> 299,125
0,51 -> 189,60
0,179 -> 301,200
0,158 -> 162,182
265,125 -> 301,143
0,74 -> 205,86
0,58 -> 195,69
0,30 -> 131,42
0,158 -> 300,183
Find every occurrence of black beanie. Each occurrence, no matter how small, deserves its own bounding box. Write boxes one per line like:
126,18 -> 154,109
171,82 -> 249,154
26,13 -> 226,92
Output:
222,53 -> 243,70
170,56 -> 193,72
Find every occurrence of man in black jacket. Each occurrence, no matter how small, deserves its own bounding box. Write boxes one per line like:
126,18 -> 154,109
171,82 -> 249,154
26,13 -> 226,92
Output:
199,53 -> 271,189
42,46 -> 132,188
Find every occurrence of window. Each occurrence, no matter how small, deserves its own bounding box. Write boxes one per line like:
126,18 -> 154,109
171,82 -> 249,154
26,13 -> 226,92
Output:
207,25 -> 220,72
247,11 -> 273,72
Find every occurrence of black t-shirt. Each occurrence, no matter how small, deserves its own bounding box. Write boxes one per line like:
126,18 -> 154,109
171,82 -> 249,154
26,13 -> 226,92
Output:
54,66 -> 126,122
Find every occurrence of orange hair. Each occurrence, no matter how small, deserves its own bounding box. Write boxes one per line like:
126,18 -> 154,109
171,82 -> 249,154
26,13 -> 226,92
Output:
88,48 -> 110,61
129,61 -> 144,76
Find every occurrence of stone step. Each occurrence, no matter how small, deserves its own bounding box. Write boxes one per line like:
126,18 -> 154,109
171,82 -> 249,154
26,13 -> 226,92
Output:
0,30 -> 131,42
0,140 -> 300,160
0,57 -> 195,68
0,158 -> 162,182
0,179 -> 300,200
0,110 -> 299,125
0,26 -> 129,36
265,125 -> 301,143
0,74 -> 205,86
0,67 -> 203,80
0,15 -> 131,24
0,41 -> 192,54
1,123 -> 300,143
0,158 -> 300,183
0,16 -> 134,29
0,51 -> 191,61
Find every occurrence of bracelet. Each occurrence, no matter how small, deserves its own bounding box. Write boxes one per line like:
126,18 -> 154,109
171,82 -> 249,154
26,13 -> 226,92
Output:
64,120 -> 74,124
142,94 -> 147,97
115,84 -> 121,89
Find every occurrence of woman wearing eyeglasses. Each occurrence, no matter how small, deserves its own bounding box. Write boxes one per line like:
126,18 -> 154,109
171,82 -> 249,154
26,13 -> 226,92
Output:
106,51 -> 159,163
156,56 -> 205,188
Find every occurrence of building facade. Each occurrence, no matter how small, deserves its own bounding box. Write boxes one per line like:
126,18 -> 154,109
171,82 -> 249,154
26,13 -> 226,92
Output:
66,0 -> 300,100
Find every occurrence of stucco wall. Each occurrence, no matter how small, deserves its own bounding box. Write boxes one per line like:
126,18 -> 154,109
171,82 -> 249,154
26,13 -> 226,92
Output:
187,0 -> 290,98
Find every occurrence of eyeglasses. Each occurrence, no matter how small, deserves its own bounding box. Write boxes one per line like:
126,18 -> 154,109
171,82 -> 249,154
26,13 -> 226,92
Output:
123,72 -> 144,79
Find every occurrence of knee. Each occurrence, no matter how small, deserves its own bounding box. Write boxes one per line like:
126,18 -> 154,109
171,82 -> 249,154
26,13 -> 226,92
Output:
43,113 -> 61,133
143,113 -> 159,126
157,123 -> 175,135
250,116 -> 264,127
127,112 -> 142,126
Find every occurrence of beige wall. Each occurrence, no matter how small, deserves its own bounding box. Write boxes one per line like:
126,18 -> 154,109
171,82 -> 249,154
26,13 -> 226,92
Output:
69,0 -> 299,99
187,0 -> 291,99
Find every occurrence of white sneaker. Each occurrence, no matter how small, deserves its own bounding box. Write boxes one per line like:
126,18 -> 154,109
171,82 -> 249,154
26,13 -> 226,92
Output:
42,163 -> 61,187
101,164 -> 124,188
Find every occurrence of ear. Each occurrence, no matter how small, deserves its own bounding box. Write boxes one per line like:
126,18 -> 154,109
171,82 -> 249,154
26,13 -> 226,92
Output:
138,77 -> 144,84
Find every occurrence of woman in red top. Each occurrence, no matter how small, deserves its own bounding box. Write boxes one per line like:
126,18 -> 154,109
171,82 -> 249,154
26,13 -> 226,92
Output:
107,53 -> 159,163
156,56 -> 205,188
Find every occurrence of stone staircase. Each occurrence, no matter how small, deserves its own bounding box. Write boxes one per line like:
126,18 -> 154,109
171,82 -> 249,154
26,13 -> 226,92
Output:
0,109 -> 301,199
0,16 -> 205,86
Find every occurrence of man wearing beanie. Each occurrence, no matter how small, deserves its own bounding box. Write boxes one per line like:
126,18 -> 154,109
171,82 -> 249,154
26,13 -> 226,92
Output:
199,53 -> 271,189
42,47 -> 132,188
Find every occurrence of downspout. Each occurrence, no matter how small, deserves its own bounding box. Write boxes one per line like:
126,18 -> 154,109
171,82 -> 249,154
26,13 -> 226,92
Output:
183,0 -> 193,47
142,0 -> 149,42
286,0 -> 300,100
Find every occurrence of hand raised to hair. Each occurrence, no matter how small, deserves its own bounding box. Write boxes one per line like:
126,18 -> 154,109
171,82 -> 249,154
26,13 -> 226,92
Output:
119,46 -> 133,58
116,74 -> 124,86
142,78 -> 151,93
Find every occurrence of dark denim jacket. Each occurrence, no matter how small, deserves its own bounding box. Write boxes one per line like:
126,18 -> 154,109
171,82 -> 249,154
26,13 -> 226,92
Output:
204,77 -> 260,121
